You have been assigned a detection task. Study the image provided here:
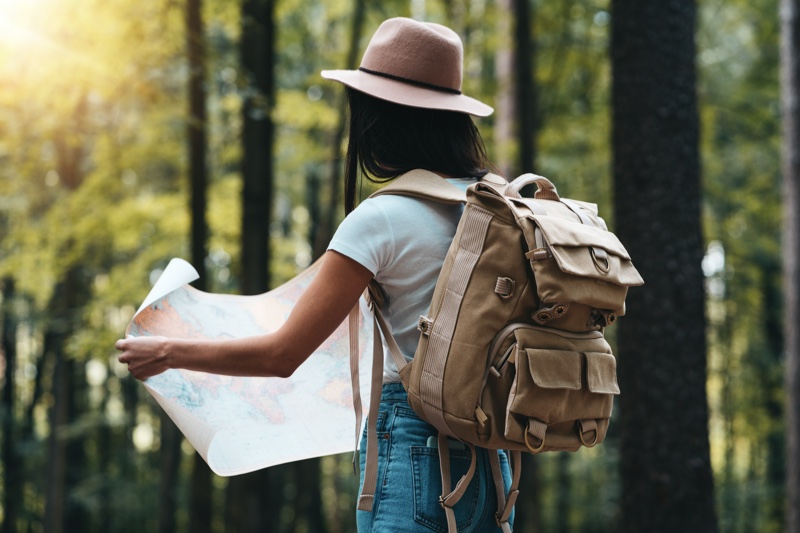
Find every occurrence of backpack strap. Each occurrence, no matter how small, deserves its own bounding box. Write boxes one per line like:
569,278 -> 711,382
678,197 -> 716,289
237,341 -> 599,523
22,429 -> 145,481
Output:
489,450 -> 522,532
369,169 -> 507,204
437,434 -> 477,533
349,295 -> 410,512
348,306 -> 363,473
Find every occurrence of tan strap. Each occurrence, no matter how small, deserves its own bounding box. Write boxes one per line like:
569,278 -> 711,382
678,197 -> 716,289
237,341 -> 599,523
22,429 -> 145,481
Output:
419,205 -> 494,435
373,305 -> 409,374
369,169 -> 508,205
348,306 -> 363,474
356,309 -> 388,511
491,450 -> 521,529
560,198 -> 610,270
507,200 -> 547,273
494,277 -> 516,299
353,295 -> 414,511
578,418 -> 599,447
488,452 -> 507,526
369,169 -> 468,204
437,434 -> 477,533
524,419 -> 547,453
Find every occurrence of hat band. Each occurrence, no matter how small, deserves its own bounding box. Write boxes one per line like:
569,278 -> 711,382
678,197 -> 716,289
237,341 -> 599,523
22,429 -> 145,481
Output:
358,66 -> 461,95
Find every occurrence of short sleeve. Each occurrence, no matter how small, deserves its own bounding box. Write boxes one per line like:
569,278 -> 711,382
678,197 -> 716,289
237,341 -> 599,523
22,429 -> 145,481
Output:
327,199 -> 396,276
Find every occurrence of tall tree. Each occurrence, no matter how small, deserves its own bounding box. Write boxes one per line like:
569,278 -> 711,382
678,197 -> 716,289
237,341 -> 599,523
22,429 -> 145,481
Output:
227,0 -> 276,531
513,0 -> 535,177
611,2 -> 718,531
494,0 -> 515,178
782,0 -> 800,529
312,0 -> 366,259
1,279 -> 20,533
240,0 -> 275,295
495,0 -> 535,179
186,0 -> 213,529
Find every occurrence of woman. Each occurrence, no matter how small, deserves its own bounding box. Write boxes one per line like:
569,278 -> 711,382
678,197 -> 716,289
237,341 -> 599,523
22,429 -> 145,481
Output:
117,17 -> 512,532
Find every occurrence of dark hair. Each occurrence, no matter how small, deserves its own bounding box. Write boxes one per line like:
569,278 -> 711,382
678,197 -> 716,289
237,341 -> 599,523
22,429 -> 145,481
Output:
344,88 -> 490,214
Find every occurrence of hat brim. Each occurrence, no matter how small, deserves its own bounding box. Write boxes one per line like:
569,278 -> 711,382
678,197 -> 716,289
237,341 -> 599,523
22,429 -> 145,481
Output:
321,69 -> 493,117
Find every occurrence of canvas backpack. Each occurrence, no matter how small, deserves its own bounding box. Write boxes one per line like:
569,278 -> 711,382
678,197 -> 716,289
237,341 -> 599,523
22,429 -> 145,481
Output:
348,169 -> 644,533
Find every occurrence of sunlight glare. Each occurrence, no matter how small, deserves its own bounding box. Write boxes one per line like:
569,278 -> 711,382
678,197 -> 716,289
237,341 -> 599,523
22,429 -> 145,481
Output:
0,0 -> 113,82
0,0 -> 46,49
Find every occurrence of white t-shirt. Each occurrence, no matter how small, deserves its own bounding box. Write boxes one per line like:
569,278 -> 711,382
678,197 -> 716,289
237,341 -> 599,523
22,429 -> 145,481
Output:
328,177 -> 476,382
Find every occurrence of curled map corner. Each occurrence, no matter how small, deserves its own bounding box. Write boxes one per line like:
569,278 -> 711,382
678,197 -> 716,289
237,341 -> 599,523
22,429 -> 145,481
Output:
126,258 -> 375,477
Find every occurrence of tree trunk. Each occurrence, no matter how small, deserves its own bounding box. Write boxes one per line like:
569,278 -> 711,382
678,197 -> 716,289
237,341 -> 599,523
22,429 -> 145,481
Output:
313,0 -> 366,259
188,0 -> 208,284
1,278 -> 20,533
228,1 -> 277,530
760,261 -> 785,529
553,453 -> 570,533
294,459 -> 326,533
64,356 -> 87,532
493,0 -> 536,181
120,367 -> 139,533
308,170 -> 324,262
494,0 -> 515,178
157,411 -> 182,533
44,269 -> 88,533
98,376 -> 112,533
782,0 -> 800,529
240,0 -> 275,295
187,0 -> 213,529
43,342 -> 67,533
611,2 -> 718,531
514,0 -> 535,176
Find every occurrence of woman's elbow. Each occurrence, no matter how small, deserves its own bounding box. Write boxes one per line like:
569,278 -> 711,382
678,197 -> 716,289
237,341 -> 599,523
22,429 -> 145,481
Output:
272,363 -> 296,379
269,350 -> 308,379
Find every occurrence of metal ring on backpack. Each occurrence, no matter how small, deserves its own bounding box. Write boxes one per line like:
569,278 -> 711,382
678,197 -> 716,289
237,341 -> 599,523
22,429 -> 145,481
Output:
523,423 -> 546,453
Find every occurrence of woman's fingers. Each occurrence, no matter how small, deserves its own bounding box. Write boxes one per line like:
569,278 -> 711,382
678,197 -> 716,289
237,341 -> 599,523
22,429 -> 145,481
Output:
115,336 -> 169,380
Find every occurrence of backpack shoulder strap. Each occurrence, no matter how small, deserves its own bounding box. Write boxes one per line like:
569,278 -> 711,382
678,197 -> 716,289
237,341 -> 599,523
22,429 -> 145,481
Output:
369,169 -> 507,204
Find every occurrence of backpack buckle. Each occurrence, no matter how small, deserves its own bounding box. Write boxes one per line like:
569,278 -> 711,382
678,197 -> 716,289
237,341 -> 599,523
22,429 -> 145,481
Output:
417,316 -> 433,336
524,419 -> 547,453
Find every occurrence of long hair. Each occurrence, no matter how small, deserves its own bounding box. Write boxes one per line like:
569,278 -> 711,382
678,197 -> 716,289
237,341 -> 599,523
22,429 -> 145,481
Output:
343,88 -> 490,214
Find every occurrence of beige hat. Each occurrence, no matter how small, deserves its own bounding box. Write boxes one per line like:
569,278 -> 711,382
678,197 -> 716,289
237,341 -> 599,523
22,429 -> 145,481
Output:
321,18 -> 493,117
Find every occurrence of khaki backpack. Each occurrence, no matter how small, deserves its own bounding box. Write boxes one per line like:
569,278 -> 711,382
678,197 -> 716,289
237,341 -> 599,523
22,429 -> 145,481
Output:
348,169 -> 643,532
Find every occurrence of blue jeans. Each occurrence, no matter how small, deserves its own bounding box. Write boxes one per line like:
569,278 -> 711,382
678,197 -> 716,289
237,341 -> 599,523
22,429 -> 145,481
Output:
357,383 -> 514,532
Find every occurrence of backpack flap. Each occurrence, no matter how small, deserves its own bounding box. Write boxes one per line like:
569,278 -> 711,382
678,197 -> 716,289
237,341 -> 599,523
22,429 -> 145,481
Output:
525,213 -> 644,315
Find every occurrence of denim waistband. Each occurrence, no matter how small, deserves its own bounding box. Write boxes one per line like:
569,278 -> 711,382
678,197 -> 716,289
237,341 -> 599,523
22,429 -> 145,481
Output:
380,381 -> 408,403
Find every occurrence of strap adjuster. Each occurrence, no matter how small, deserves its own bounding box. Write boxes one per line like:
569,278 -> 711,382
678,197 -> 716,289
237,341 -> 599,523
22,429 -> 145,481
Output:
417,315 -> 433,336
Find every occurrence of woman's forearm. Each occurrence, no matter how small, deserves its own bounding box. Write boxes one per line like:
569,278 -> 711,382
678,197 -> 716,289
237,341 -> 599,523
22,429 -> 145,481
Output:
165,334 -> 299,378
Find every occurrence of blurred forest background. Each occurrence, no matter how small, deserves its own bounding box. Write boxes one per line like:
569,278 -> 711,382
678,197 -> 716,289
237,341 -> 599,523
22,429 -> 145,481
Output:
0,0 -> 792,532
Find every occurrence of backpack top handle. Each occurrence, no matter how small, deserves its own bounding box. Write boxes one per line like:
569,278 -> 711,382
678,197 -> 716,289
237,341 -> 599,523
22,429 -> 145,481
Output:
508,173 -> 561,201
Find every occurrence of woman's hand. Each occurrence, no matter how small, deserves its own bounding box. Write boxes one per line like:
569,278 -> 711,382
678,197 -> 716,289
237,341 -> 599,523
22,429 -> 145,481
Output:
116,335 -> 171,381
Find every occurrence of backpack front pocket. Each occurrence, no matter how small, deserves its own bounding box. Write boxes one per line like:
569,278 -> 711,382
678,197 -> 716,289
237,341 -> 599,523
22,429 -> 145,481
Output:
504,330 -> 620,452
